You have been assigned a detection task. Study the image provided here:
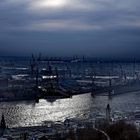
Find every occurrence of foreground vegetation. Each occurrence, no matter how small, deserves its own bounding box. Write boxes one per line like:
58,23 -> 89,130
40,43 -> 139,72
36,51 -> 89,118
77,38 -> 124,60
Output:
65,120 -> 140,140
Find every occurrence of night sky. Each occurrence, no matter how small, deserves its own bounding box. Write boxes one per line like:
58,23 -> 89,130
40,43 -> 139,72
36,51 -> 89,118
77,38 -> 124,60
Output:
0,0 -> 140,58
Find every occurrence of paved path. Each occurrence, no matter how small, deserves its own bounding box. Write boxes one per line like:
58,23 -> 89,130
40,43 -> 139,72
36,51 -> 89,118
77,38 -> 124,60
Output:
94,128 -> 110,140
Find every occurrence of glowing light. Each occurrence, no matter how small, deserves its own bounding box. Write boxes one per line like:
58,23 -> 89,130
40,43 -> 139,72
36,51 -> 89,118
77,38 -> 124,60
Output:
42,75 -> 57,79
35,0 -> 67,9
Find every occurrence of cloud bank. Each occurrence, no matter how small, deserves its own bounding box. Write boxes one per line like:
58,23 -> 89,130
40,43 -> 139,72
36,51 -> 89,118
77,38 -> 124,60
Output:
0,0 -> 140,57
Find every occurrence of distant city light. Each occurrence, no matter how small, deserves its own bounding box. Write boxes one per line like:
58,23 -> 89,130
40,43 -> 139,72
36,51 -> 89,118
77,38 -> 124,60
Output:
42,75 -> 57,79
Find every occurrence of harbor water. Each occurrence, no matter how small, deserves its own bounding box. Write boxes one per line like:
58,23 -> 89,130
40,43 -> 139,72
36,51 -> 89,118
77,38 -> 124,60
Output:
0,91 -> 140,128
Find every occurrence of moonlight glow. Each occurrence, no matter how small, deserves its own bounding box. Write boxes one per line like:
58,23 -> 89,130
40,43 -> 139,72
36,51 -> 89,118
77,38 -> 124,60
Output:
34,0 -> 67,9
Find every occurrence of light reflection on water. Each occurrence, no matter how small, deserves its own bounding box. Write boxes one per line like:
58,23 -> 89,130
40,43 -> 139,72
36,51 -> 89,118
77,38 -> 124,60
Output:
0,92 -> 140,128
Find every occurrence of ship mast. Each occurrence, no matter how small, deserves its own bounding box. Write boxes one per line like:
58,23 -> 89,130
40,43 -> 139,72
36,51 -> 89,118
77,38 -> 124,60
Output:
108,73 -> 112,99
91,71 -> 96,97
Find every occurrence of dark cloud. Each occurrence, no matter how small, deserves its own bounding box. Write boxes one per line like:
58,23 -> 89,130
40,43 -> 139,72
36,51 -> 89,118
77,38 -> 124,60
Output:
0,0 -> 140,58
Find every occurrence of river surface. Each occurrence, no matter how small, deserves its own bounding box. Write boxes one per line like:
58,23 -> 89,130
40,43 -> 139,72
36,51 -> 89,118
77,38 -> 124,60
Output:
0,92 -> 140,128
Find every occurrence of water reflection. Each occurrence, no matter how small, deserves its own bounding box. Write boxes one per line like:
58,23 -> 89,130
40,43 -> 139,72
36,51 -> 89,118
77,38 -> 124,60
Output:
0,92 -> 140,128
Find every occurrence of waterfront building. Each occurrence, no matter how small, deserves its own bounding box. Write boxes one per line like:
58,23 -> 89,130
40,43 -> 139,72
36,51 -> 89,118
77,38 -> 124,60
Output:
0,114 -> 6,130
0,114 -> 6,137
106,104 -> 111,123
